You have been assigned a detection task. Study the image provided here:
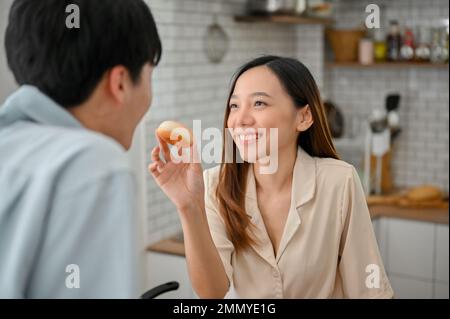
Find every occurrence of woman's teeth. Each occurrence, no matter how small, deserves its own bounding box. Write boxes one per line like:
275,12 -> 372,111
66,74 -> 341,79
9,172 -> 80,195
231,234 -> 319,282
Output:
238,134 -> 261,142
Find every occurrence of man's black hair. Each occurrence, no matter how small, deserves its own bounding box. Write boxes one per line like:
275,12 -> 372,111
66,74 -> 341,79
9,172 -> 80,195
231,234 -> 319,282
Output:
5,0 -> 162,108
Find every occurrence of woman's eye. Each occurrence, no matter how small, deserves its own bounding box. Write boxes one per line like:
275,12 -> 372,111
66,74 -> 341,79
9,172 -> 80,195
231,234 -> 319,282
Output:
254,101 -> 266,107
229,103 -> 238,109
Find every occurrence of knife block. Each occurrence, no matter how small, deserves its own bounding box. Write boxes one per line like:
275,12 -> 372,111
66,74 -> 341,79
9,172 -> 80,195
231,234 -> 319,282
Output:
369,149 -> 393,194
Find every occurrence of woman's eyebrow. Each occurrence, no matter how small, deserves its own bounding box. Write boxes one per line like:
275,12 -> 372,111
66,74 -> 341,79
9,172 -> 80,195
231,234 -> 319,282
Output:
230,92 -> 272,99
251,92 -> 272,98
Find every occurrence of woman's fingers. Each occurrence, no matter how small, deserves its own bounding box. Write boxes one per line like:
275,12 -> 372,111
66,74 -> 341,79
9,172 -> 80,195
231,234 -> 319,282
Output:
148,162 -> 161,179
149,146 -> 166,175
155,129 -> 171,163
151,145 -> 161,162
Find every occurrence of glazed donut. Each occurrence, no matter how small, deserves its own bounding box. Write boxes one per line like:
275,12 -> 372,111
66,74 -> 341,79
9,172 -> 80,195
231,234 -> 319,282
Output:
156,120 -> 193,148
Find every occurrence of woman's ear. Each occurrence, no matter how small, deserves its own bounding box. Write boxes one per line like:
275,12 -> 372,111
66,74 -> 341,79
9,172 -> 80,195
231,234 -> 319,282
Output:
296,104 -> 314,132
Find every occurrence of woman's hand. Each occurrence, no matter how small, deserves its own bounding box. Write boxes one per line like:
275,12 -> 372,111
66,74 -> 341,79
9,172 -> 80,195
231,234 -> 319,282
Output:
148,131 -> 229,298
148,130 -> 205,213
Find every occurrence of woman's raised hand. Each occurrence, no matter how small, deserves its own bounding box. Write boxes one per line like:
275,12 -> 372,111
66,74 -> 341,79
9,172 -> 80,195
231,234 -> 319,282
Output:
148,130 -> 205,213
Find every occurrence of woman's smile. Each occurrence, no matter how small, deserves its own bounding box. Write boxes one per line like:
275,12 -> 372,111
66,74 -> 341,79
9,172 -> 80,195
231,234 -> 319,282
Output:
232,128 -> 265,146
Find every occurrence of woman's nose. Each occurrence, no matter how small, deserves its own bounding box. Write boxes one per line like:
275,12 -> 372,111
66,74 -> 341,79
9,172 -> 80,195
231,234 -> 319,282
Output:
234,106 -> 255,127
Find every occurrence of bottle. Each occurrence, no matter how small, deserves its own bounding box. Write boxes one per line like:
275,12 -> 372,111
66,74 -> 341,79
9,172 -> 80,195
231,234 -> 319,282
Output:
443,28 -> 449,63
373,29 -> 387,62
400,26 -> 415,61
430,28 -> 443,63
386,20 -> 402,61
415,26 -> 431,62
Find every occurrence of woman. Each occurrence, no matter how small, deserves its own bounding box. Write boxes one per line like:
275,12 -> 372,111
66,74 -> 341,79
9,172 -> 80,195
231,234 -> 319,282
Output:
149,56 -> 394,299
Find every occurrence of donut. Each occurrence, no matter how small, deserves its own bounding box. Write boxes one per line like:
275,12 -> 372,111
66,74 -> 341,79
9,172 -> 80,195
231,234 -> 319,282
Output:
156,120 -> 193,148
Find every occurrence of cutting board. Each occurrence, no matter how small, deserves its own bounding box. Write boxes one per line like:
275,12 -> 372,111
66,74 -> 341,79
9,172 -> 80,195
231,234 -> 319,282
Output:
367,192 -> 449,209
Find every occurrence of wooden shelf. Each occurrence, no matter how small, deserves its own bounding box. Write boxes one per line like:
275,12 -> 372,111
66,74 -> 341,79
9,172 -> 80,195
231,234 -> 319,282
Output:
325,61 -> 449,69
234,14 -> 334,25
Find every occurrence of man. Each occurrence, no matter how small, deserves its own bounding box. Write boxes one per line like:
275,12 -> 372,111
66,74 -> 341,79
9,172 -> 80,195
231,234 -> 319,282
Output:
0,0 -> 161,298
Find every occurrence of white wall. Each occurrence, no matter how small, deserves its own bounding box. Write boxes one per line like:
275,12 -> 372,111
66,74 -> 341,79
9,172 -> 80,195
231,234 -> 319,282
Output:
0,0 -> 17,104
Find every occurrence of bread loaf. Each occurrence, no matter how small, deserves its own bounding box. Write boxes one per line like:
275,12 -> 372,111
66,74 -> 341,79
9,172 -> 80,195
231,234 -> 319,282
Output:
405,185 -> 443,202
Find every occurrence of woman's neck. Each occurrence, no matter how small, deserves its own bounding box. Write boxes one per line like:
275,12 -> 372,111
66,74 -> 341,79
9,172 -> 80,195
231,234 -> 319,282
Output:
253,146 -> 297,194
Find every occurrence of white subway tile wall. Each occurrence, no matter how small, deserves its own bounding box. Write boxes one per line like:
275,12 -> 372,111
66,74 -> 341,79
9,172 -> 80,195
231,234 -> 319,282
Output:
324,0 -> 449,194
143,0 -> 449,244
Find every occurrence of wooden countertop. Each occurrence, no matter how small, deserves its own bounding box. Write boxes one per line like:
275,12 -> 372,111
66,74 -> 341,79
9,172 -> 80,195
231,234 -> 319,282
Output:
147,233 -> 185,257
369,204 -> 448,224
147,202 -> 449,257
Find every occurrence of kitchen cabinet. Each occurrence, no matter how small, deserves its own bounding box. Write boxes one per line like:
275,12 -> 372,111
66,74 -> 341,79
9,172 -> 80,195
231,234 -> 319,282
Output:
373,217 -> 449,299
146,252 -> 197,299
389,275 -> 434,299
435,225 -> 449,283
388,218 -> 434,280
434,281 -> 450,299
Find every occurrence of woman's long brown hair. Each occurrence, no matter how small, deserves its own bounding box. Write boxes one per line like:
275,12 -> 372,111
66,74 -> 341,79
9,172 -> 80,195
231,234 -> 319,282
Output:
216,56 -> 339,253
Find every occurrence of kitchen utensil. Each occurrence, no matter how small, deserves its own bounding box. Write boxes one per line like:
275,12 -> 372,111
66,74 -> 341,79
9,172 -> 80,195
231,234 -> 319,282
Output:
370,149 -> 393,194
386,94 -> 400,112
295,0 -> 308,15
204,15 -> 229,64
246,0 -> 297,15
307,0 -> 332,17
365,109 -> 391,195
385,94 -> 401,141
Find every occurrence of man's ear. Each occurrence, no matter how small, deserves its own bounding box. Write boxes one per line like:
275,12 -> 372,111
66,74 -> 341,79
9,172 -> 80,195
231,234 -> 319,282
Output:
296,104 -> 314,132
107,65 -> 128,105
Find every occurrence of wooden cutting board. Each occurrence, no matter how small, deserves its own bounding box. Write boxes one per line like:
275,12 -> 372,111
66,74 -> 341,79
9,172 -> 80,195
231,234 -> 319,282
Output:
367,193 -> 449,209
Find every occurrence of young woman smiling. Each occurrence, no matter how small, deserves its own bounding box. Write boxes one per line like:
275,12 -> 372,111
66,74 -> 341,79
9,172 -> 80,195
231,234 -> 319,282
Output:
149,56 -> 394,299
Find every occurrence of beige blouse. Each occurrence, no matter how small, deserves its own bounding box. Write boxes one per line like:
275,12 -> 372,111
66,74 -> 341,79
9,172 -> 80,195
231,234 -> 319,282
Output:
203,147 -> 394,299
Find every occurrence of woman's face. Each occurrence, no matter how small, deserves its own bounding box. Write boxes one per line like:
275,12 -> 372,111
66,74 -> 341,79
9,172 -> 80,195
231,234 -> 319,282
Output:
227,65 -> 311,163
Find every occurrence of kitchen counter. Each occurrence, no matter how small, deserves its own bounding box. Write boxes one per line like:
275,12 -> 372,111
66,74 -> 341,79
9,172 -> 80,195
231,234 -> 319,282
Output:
369,204 -> 448,225
147,202 -> 449,257
147,232 -> 185,257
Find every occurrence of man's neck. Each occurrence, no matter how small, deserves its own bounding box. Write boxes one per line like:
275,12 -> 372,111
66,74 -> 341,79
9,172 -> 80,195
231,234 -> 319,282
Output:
67,102 -> 129,150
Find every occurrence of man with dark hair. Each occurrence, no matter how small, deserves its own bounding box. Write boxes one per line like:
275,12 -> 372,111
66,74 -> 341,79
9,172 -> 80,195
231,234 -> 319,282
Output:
0,0 -> 162,298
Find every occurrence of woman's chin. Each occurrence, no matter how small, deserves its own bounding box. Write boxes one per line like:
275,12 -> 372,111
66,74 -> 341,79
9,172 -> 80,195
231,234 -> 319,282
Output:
237,147 -> 271,164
